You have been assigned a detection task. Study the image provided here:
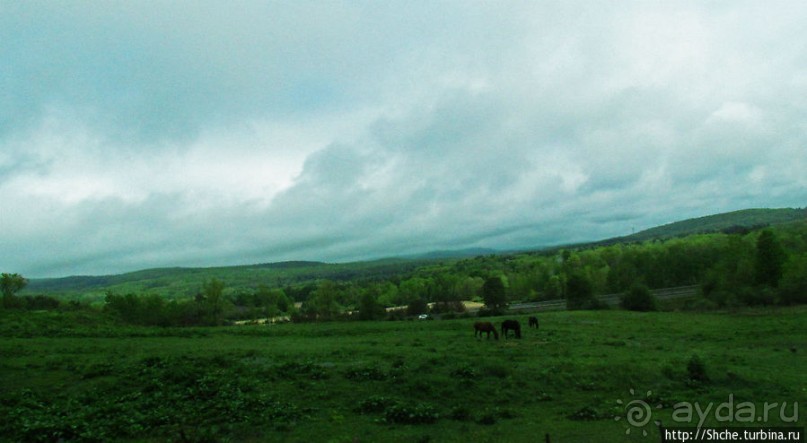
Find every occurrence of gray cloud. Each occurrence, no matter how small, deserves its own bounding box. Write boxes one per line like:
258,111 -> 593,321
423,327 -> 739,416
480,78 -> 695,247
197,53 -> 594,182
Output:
1,1 -> 805,277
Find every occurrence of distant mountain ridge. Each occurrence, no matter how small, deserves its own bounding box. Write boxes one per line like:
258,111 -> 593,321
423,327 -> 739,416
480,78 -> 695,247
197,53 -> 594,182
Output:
23,207 -> 805,297
406,247 -> 498,260
613,207 -> 806,243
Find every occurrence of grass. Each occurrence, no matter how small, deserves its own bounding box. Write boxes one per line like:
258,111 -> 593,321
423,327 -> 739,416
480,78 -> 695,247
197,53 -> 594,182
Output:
1,307 -> 805,442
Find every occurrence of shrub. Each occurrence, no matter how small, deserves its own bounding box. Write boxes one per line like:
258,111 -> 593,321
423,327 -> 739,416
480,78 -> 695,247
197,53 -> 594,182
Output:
20,295 -> 61,310
277,361 -> 329,380
448,406 -> 472,421
687,354 -> 709,383
450,365 -> 477,379
778,254 -> 807,305
476,307 -> 504,317
567,405 -> 610,421
430,301 -> 465,314
482,363 -> 511,379
407,298 -> 429,316
356,396 -> 398,414
620,284 -> 658,311
477,407 -> 517,425
383,403 -> 439,424
683,297 -> 718,311
344,366 -> 387,381
565,274 -> 598,310
476,412 -> 497,425
738,287 -> 777,306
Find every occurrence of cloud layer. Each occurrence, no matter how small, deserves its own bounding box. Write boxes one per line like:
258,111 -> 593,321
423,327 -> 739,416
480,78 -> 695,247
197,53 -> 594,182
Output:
1,2 -> 805,277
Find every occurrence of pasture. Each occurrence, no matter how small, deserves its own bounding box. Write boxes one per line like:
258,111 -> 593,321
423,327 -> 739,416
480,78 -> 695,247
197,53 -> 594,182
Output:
1,307 -> 805,442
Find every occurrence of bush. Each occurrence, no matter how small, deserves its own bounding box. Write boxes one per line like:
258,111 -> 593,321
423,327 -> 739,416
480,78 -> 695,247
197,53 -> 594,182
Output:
778,254 -> 807,305
683,297 -> 718,311
620,284 -> 658,311
344,366 -> 387,381
277,361 -> 329,380
738,287 -> 777,306
407,298 -> 429,316
448,406 -> 472,421
430,300 -> 466,314
482,363 -> 511,379
476,307 -> 504,317
567,405 -> 610,421
356,396 -> 398,414
384,403 -> 439,424
565,274 -> 598,310
450,364 -> 477,379
19,295 -> 61,310
687,354 -> 709,383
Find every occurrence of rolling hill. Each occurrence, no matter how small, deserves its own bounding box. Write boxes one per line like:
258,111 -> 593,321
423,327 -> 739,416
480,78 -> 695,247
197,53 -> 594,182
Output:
22,207 -> 805,300
602,207 -> 806,244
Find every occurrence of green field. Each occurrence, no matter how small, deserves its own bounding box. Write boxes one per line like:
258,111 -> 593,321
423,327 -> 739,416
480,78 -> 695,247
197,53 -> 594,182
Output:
1,307 -> 804,442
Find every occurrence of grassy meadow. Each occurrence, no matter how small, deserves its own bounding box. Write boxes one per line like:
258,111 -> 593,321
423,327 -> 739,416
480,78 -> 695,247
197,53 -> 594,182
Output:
1,306 -> 805,442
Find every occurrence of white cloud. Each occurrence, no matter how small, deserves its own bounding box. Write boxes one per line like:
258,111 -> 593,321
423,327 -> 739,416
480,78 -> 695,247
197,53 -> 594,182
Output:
1,1 -> 805,277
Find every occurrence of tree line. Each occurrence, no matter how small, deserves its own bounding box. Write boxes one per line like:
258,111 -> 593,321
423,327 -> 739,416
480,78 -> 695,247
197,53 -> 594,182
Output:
3,222 -> 806,325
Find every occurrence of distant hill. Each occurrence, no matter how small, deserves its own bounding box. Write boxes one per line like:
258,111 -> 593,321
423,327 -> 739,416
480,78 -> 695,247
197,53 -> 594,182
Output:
23,207 -> 805,300
407,247 -> 498,260
609,207 -> 806,243
24,259 -> 425,301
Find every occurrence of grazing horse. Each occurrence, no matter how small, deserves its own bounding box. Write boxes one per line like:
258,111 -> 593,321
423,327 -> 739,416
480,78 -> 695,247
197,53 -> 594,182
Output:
501,319 -> 522,339
528,316 -> 539,329
474,321 -> 499,340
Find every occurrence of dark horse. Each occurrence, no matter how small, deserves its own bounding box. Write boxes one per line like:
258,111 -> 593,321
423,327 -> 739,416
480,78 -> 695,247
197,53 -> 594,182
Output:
474,321 -> 499,340
501,319 -> 522,339
528,316 -> 539,329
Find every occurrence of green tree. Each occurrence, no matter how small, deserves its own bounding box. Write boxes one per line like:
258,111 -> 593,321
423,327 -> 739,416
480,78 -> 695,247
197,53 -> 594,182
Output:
455,276 -> 484,301
406,297 -> 428,316
481,276 -> 507,312
399,277 -> 430,304
565,273 -> 597,310
200,278 -> 226,325
274,289 -> 292,313
544,274 -> 564,300
250,285 -> 292,316
104,292 -> 141,323
357,292 -> 385,320
620,283 -> 658,312
755,230 -> 787,287
309,280 -> 340,320
1,273 -> 28,308
779,253 -> 807,305
375,282 -> 400,307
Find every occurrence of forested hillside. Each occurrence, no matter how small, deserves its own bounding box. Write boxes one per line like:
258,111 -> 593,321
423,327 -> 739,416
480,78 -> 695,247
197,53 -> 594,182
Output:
6,208 -> 805,327
612,207 -> 806,243
21,207 -> 805,296
24,259 -> 428,302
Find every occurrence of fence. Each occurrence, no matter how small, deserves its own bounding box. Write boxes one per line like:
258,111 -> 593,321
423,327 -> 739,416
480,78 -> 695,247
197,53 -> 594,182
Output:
507,285 -> 700,312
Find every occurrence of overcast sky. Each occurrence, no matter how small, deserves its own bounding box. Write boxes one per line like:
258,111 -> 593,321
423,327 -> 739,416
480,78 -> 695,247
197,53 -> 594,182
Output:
2,1 -> 805,277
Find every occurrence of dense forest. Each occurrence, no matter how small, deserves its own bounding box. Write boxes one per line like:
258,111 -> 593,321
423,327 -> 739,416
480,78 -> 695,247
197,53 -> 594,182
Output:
3,209 -> 806,326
